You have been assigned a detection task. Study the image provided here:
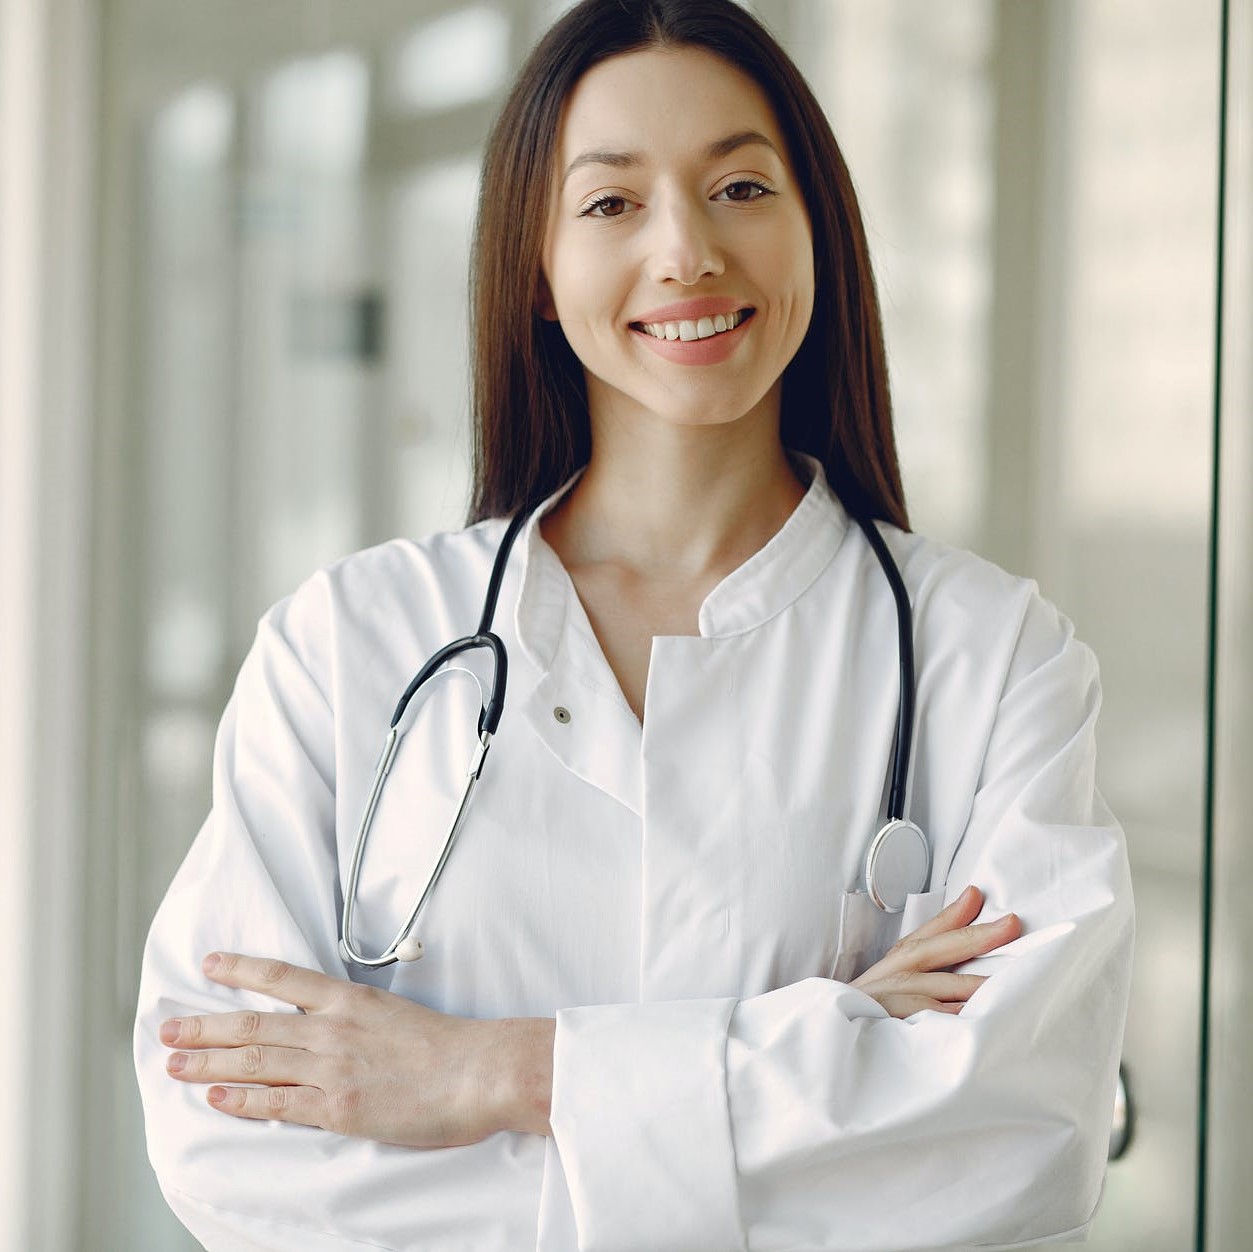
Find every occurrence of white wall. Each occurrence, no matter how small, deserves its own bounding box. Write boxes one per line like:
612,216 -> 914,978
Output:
0,0 -> 99,1246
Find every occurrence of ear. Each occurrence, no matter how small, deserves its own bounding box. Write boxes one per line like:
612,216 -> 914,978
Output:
535,273 -> 558,322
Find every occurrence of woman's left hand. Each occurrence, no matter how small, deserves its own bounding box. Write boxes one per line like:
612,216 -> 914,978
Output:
160,953 -> 555,1148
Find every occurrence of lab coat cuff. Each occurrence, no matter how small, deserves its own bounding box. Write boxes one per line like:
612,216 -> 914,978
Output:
550,997 -> 745,1252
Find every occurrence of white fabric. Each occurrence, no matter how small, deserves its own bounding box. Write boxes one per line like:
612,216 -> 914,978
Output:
134,457 -> 1134,1251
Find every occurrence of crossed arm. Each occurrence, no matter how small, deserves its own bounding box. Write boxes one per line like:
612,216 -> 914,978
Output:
160,885 -> 1020,1151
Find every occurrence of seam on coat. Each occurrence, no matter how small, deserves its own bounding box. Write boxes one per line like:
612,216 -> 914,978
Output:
720,1002 -> 752,1252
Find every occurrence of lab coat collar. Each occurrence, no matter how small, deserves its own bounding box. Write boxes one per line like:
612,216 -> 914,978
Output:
513,452 -> 850,666
695,454 -> 850,637
512,466 -> 645,815
509,454 -> 849,818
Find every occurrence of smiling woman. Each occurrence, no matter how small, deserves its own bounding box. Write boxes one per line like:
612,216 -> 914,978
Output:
468,0 -> 903,533
538,48 -> 814,433
133,1 -> 1133,1250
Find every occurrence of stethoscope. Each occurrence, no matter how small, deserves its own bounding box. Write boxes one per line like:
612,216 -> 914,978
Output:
338,505 -> 929,969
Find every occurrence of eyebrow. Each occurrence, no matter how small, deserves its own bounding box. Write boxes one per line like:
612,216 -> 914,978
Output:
560,129 -> 782,186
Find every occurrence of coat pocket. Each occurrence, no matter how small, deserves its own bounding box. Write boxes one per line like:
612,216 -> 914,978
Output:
830,888 -> 946,983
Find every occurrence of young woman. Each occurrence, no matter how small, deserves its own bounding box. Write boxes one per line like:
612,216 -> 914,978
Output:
135,2 -> 1134,1248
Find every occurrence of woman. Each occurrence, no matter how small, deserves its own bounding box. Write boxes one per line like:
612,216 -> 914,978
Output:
135,1 -> 1134,1248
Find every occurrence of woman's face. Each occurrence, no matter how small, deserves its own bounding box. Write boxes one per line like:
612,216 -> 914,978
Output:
540,45 -> 815,437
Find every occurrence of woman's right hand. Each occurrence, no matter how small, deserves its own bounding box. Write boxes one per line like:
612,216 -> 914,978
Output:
850,886 -> 1022,1019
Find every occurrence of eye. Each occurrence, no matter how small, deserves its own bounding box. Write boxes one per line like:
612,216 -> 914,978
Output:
579,194 -> 632,219
717,179 -> 775,203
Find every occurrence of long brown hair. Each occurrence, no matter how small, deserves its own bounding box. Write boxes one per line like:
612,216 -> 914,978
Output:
467,0 -> 908,531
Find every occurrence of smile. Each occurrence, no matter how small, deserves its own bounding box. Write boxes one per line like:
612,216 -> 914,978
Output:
631,308 -> 754,341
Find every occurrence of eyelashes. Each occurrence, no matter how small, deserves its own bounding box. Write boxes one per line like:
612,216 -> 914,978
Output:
579,193 -> 631,219
578,179 -> 776,219
718,179 -> 776,204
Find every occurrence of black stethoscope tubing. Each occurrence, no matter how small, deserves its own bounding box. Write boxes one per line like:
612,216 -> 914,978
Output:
386,507 -> 529,738
340,500 -> 921,968
852,514 -> 915,824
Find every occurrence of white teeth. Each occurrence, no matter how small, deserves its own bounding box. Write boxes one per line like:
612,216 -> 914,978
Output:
639,309 -> 748,340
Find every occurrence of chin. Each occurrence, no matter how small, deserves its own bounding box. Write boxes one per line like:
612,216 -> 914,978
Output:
661,389 -> 777,431
638,401 -> 755,430
588,372 -> 778,433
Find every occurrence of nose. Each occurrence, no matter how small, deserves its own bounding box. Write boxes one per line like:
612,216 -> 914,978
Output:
645,193 -> 724,286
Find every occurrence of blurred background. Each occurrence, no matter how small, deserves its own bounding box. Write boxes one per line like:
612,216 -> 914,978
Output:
0,0 -> 1249,1247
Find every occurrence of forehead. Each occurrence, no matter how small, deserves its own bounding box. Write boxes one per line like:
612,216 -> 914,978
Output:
555,45 -> 787,167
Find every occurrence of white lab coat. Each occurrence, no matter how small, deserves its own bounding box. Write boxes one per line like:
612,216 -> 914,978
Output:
134,456 -> 1134,1252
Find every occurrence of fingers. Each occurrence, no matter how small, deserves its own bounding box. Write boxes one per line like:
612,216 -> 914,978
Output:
877,994 -> 967,1018
160,1008 -> 311,1050
160,954 -> 358,1052
849,886 -> 1023,1016
205,1082 -> 327,1127
201,952 -> 341,1012
860,971 -> 987,1020
906,885 -> 986,941
166,1043 -> 320,1088
883,909 -> 1022,977
875,972 -> 987,1003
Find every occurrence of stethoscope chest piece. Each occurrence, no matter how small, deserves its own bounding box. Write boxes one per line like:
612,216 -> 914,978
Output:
339,507 -> 931,965
865,818 -> 930,913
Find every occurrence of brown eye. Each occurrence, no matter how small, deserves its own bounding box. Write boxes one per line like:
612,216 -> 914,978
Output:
719,180 -> 773,203
582,195 -> 629,218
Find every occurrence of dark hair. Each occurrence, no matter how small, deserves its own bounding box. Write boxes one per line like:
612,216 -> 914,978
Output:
467,0 -> 908,531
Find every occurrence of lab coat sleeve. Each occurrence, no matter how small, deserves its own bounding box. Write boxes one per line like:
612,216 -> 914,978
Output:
547,593 -> 1134,1252
133,578 -> 539,1251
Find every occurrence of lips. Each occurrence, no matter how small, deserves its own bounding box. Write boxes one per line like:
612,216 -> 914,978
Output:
629,299 -> 756,346
629,303 -> 754,364
636,309 -> 753,341
629,297 -> 752,324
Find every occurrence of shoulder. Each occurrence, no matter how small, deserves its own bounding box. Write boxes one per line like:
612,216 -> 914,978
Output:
251,520 -> 513,691
867,525 -> 1098,698
882,526 -> 1035,625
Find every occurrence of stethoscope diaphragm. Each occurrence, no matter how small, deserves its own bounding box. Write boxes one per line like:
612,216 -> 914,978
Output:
864,818 -> 930,913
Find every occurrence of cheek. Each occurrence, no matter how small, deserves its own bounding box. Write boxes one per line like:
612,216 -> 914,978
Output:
753,223 -> 813,313
540,229 -> 581,320
781,229 -> 816,328
796,260 -> 816,330
545,248 -> 591,322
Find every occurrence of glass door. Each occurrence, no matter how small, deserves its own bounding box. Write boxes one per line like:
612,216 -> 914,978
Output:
1204,0 -> 1253,1243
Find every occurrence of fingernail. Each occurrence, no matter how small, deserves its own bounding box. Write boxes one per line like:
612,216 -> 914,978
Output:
202,953 -> 221,974
159,1019 -> 180,1045
167,1053 -> 187,1073
208,1086 -> 228,1104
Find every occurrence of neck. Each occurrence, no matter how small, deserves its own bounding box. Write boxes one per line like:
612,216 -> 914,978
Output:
541,394 -> 808,584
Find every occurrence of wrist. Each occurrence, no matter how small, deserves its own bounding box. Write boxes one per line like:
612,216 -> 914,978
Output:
492,1017 -> 555,1137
